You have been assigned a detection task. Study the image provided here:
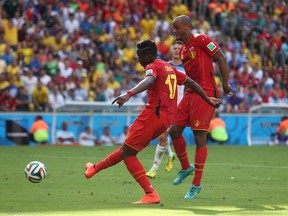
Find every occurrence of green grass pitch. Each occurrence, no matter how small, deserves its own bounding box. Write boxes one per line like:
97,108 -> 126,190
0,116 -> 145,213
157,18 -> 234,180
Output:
0,145 -> 287,216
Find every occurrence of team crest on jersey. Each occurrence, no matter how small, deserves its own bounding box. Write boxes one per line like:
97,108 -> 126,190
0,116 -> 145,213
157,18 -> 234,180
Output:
146,69 -> 153,75
189,51 -> 196,59
194,120 -> 200,127
207,42 -> 216,51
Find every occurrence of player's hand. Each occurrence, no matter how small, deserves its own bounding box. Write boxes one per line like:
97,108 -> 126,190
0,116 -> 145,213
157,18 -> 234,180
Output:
207,97 -> 221,108
112,93 -> 131,108
222,83 -> 232,95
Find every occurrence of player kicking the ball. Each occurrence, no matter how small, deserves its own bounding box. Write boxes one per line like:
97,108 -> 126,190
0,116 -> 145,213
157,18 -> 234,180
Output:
84,39 -> 220,204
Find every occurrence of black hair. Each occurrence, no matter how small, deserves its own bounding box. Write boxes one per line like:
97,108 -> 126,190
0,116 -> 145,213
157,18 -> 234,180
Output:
36,115 -> 42,120
136,39 -> 157,57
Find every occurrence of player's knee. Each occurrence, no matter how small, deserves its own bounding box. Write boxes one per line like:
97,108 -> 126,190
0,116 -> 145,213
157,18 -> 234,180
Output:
194,131 -> 208,146
121,144 -> 138,159
169,128 -> 181,140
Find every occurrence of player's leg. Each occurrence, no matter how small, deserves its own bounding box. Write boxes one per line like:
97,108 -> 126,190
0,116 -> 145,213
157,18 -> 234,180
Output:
122,144 -> 160,204
163,131 -> 175,173
184,130 -> 207,199
146,132 -> 167,178
184,93 -> 215,199
85,146 -> 123,178
123,108 -> 166,204
164,131 -> 173,158
169,124 -> 194,185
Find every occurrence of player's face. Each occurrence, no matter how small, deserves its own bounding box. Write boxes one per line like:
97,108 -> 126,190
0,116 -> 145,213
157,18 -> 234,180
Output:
172,44 -> 182,60
137,50 -> 151,68
172,20 -> 189,42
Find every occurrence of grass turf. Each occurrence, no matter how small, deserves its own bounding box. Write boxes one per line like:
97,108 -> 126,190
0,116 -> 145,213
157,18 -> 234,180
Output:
0,145 -> 287,216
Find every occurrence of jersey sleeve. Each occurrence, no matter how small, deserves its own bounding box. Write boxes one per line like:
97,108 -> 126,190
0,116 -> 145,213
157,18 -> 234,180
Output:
145,63 -> 158,79
195,34 -> 220,57
175,68 -> 187,85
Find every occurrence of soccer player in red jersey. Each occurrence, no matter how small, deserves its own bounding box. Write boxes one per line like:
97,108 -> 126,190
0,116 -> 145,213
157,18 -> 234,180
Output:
84,39 -> 221,204
146,40 -> 186,179
169,15 -> 232,199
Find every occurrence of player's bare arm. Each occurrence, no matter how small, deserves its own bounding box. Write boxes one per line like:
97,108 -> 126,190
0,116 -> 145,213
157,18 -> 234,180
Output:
213,50 -> 232,95
183,77 -> 221,108
112,76 -> 155,108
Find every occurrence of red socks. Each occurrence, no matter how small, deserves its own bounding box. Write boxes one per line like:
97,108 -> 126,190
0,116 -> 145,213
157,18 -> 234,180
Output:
172,136 -> 190,170
94,146 -> 154,194
192,146 -> 208,186
124,156 -> 154,193
94,147 -> 123,172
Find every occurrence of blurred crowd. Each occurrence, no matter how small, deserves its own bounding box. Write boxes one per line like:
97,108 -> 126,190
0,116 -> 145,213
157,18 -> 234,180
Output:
0,0 -> 287,113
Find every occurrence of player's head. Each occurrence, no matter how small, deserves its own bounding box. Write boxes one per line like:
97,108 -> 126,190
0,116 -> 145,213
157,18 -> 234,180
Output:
171,40 -> 184,60
35,115 -> 42,121
172,15 -> 193,43
136,39 -> 158,68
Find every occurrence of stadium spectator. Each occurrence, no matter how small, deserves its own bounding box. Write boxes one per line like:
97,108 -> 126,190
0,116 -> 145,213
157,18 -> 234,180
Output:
21,68 -> 37,100
32,81 -> 49,111
226,88 -> 245,113
64,88 -> 76,102
2,19 -> 18,48
276,116 -> 288,142
30,115 -> 49,145
1,45 -> 15,66
0,87 -> 16,111
56,122 -> 78,145
117,125 -> 129,145
48,85 -> 65,111
242,86 -> 262,112
74,80 -> 88,101
6,58 -> 20,80
78,126 -> 98,146
38,67 -> 52,86
64,13 -> 80,34
7,79 -> 18,98
0,0 -> 285,114
207,111 -> 229,144
270,116 -> 288,146
99,126 -> 117,146
15,86 -> 30,111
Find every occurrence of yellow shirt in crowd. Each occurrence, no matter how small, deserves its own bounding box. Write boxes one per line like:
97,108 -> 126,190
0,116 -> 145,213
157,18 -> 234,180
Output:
3,19 -> 18,46
32,87 -> 49,105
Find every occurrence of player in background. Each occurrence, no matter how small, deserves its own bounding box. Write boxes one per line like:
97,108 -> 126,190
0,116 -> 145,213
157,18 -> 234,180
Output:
84,39 -> 221,204
169,15 -> 232,199
146,40 -> 185,178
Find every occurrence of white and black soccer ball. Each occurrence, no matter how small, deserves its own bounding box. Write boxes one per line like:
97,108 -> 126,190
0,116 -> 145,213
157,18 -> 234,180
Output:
24,161 -> 47,183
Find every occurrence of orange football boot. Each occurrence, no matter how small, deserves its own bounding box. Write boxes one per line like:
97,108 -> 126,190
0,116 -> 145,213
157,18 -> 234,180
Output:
85,162 -> 97,179
133,192 -> 160,204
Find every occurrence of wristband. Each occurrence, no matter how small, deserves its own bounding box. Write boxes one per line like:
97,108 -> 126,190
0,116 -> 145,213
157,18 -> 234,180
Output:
127,90 -> 135,96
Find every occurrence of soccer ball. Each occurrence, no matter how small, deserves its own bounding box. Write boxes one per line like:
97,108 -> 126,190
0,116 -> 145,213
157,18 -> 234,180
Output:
24,161 -> 47,183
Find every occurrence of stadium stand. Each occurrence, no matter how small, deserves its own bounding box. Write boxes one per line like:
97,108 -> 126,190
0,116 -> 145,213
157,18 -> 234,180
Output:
0,0 -> 287,113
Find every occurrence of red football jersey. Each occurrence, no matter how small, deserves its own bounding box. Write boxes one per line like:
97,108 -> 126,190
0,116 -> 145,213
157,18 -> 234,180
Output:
180,34 -> 220,96
145,59 -> 187,121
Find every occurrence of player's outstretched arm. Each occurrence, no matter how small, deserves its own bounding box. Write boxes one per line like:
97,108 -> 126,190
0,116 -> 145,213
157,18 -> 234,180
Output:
213,50 -> 232,95
183,77 -> 221,108
112,76 -> 155,108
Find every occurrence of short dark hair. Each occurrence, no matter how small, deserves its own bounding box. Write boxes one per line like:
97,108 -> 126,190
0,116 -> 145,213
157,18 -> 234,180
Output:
136,39 -> 157,57
173,40 -> 184,46
36,115 -> 42,120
